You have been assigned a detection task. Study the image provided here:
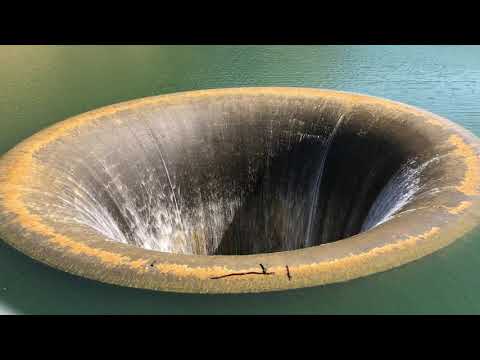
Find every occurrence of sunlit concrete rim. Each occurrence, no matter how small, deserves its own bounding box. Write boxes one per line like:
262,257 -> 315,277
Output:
0,87 -> 480,294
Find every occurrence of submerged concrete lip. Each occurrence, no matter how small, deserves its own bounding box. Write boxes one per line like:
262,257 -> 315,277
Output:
1,87 -> 480,294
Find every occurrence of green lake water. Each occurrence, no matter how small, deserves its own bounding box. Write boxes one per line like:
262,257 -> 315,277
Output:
1,45 -> 480,314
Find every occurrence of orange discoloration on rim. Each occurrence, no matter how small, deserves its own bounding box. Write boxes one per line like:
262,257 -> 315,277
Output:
153,263 -> 244,280
448,134 -> 480,196
445,201 -> 473,215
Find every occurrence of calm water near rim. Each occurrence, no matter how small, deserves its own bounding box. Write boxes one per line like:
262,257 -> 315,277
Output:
1,45 -> 480,314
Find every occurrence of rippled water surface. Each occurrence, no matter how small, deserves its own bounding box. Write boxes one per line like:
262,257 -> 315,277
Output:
1,45 -> 480,314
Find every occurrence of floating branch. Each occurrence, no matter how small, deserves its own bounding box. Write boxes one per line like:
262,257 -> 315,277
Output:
259,263 -> 267,274
286,265 -> 292,280
210,264 -> 274,280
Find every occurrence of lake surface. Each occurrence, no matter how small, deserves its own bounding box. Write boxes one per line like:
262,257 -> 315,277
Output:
1,45 -> 480,314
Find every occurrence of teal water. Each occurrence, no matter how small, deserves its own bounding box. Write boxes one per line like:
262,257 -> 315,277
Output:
1,45 -> 480,314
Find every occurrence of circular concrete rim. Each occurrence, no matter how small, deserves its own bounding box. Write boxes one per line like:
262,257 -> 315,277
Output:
1,87 -> 480,294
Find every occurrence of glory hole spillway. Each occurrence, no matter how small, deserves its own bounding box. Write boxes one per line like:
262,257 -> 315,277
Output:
0,87 -> 479,293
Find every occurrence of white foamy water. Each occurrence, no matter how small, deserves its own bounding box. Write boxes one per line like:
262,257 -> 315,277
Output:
65,163 -> 242,254
361,155 -> 441,231
305,114 -> 345,246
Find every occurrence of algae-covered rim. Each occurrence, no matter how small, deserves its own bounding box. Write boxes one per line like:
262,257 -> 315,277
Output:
0,87 -> 479,294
